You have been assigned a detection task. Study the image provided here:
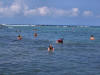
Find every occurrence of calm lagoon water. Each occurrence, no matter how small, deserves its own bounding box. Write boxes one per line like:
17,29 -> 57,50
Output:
0,25 -> 100,75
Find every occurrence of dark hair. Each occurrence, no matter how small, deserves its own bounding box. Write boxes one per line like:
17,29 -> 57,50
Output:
18,35 -> 21,37
49,45 -> 53,49
91,35 -> 94,37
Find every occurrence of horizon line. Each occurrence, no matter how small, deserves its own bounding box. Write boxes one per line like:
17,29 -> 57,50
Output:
0,24 -> 96,26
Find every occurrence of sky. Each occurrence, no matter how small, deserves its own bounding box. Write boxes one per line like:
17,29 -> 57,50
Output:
0,0 -> 100,25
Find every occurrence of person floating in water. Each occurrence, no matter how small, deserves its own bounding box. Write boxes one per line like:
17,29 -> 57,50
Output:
34,33 -> 37,37
56,38 -> 63,43
90,35 -> 95,40
17,35 -> 22,40
48,44 -> 54,52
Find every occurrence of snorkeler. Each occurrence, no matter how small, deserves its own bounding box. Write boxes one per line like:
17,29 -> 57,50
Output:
17,35 -> 22,40
90,35 -> 95,40
48,44 -> 54,51
56,38 -> 63,43
34,33 -> 37,37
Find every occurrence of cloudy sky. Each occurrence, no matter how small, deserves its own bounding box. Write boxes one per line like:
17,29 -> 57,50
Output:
0,0 -> 100,25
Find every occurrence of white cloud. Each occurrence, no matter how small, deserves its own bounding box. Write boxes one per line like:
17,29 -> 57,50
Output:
0,0 -> 26,17
24,7 -> 79,17
10,2 -> 21,13
38,6 -> 50,16
83,10 -> 93,16
0,0 -> 95,17
71,8 -> 79,16
24,6 -> 50,16
24,9 -> 37,16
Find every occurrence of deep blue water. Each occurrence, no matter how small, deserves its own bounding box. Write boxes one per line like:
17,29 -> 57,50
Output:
0,25 -> 100,75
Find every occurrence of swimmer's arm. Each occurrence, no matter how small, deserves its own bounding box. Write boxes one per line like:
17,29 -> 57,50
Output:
56,41 -> 58,43
52,48 -> 54,51
48,48 -> 50,51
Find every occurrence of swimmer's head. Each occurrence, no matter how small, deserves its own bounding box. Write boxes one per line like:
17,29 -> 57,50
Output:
90,35 -> 95,40
18,35 -> 21,37
48,44 -> 54,51
91,35 -> 94,37
49,44 -> 52,47
34,33 -> 37,36
17,35 -> 22,40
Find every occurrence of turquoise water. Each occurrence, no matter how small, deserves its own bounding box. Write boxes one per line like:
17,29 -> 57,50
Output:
0,25 -> 100,75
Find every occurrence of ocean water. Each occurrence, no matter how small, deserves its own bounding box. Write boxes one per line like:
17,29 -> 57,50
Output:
0,25 -> 100,75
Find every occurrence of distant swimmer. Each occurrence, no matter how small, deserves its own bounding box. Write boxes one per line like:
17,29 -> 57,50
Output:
34,33 -> 37,37
56,38 -> 63,43
48,44 -> 54,52
90,35 -> 95,40
17,35 -> 22,40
